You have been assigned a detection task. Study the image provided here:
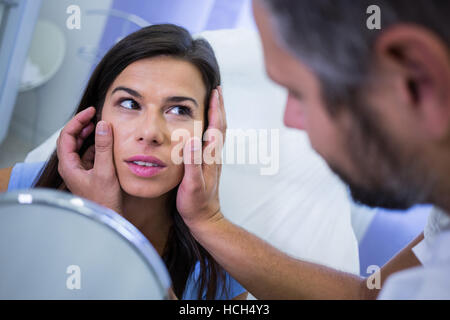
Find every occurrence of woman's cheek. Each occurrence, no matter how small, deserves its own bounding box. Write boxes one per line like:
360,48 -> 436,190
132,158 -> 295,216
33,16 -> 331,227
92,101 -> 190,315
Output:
167,128 -> 195,186
170,163 -> 185,188
167,139 -> 185,182
109,123 -> 127,181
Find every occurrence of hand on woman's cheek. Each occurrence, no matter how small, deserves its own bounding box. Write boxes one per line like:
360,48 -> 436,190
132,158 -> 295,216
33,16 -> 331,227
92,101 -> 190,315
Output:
56,108 -> 123,214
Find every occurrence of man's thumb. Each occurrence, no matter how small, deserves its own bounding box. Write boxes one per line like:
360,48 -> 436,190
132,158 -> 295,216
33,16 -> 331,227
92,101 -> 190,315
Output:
182,137 -> 204,185
96,120 -> 112,145
94,121 -> 114,168
183,137 -> 202,165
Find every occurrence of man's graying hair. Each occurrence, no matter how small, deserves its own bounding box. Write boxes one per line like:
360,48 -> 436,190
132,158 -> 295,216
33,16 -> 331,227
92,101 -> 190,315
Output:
262,0 -> 450,114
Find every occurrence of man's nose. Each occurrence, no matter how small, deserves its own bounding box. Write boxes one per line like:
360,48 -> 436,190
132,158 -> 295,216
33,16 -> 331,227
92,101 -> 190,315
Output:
283,93 -> 306,130
136,111 -> 166,146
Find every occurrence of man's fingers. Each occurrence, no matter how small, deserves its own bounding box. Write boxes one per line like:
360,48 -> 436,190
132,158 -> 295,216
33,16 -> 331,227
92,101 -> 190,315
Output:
58,107 -> 96,167
202,138 -> 222,188
93,121 -> 116,180
201,87 -> 225,188
80,121 -> 95,139
185,136 -> 202,165
81,145 -> 95,170
218,86 -> 227,131
204,89 -> 224,148
207,89 -> 221,131
77,122 -> 95,150
205,88 -> 227,146
58,107 -> 96,178
62,107 -> 96,139
210,86 -> 226,133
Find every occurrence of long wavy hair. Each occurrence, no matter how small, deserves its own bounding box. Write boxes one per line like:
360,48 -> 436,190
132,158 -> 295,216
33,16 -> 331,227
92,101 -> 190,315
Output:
33,24 -> 227,299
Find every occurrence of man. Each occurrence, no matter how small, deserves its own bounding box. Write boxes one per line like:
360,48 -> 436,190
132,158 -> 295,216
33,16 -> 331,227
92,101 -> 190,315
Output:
51,0 -> 450,299
175,0 -> 450,299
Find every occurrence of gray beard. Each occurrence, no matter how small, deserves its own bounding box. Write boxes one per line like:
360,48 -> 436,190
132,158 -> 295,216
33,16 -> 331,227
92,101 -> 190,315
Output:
327,99 -> 435,210
329,161 -> 431,210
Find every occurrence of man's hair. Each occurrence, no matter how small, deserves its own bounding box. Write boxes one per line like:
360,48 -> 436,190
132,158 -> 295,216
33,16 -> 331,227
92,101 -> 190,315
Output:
263,0 -> 450,114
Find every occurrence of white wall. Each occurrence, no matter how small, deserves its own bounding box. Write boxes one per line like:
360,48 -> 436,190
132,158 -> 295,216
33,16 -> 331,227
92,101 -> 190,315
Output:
234,0 -> 256,30
10,0 -> 112,148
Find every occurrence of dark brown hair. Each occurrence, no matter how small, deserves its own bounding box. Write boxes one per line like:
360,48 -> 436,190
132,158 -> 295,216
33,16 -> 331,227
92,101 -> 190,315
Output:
34,24 -> 227,299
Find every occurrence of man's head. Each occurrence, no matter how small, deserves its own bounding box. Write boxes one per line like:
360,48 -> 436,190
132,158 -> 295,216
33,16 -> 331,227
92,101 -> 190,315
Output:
253,0 -> 450,210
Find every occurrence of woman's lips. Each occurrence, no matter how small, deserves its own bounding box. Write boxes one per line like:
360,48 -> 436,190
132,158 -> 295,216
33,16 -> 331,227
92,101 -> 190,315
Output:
125,155 -> 167,178
126,161 -> 166,178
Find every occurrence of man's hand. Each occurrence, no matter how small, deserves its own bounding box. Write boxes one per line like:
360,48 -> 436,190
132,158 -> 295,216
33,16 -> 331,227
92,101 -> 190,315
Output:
56,107 -> 123,214
176,87 -> 227,228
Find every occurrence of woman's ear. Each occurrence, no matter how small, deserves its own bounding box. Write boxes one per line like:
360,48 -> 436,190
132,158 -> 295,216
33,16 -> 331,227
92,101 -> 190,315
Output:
374,24 -> 450,141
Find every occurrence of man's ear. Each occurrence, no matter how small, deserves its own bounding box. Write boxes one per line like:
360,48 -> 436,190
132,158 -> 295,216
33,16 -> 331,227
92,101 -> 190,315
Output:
374,24 -> 450,141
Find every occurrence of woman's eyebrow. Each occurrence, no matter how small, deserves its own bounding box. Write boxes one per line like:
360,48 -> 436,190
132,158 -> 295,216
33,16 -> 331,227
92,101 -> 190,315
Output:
112,87 -> 198,107
164,96 -> 198,108
111,86 -> 143,99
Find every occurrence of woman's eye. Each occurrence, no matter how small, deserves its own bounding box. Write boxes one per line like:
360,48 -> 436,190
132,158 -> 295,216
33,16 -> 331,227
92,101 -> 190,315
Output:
168,105 -> 192,116
119,99 -> 139,110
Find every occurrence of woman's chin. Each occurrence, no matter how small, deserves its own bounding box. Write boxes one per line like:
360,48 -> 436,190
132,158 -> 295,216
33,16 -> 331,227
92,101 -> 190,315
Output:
117,169 -> 182,199
123,187 -> 168,199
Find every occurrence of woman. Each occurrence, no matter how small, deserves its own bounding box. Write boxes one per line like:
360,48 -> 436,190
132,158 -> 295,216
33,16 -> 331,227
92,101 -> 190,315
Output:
0,24 -> 246,300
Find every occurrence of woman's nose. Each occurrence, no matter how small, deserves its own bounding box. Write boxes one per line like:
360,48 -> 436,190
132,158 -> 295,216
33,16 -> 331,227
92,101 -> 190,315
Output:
136,112 -> 166,146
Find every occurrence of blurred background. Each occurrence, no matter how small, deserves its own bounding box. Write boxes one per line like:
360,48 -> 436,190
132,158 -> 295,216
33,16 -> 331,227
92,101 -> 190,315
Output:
0,0 -> 255,168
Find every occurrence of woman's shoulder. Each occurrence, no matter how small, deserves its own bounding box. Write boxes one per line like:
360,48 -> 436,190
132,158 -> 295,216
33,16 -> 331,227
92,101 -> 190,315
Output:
6,161 -> 47,192
182,260 -> 246,300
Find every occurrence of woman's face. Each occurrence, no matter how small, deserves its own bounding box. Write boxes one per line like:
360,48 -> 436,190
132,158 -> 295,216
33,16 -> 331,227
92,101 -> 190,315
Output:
101,56 -> 206,198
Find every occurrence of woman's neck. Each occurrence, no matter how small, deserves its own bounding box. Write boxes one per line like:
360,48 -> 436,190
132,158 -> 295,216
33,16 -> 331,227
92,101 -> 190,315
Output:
121,191 -> 173,256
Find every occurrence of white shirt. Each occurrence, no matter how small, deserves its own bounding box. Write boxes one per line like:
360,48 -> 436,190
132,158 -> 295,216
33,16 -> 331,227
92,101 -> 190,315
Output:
378,207 -> 450,299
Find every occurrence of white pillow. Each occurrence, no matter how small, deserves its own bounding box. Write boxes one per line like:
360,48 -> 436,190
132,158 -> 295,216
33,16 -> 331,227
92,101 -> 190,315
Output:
25,29 -> 360,279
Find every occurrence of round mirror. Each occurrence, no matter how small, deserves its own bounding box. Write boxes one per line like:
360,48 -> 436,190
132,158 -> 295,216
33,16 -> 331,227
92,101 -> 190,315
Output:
0,189 -> 171,299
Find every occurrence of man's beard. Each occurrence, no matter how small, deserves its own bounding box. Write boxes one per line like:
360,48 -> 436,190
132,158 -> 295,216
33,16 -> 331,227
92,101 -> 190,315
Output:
329,162 -> 427,210
326,98 -> 434,210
